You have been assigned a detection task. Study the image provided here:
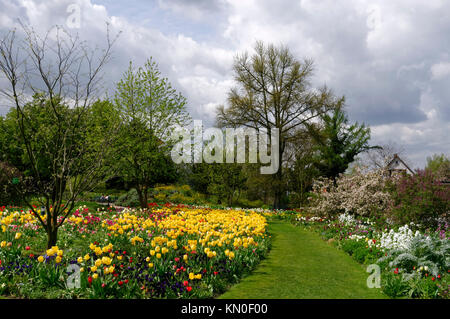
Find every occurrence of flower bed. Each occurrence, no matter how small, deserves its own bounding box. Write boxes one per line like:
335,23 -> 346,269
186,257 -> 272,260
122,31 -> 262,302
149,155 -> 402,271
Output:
291,212 -> 450,299
0,204 -> 270,298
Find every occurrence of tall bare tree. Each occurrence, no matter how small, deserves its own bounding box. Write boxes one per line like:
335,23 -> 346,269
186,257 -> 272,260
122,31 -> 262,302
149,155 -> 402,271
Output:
0,23 -> 119,248
217,41 -> 338,208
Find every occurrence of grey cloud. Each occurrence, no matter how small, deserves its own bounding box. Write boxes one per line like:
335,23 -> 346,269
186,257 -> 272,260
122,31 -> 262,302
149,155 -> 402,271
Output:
0,0 -> 449,167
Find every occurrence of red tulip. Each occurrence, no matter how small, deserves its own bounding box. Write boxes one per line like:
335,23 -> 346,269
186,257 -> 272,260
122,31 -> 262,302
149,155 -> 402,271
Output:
124,279 -> 129,284
25,246 -> 30,251
118,281 -> 123,286
88,276 -> 93,285
186,286 -> 192,292
183,281 -> 189,287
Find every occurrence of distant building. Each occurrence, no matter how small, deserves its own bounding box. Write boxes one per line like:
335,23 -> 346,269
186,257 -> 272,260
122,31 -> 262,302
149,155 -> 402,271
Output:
386,154 -> 415,177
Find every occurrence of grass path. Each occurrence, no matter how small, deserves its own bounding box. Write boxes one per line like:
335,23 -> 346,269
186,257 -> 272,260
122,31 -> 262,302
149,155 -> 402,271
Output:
219,220 -> 386,299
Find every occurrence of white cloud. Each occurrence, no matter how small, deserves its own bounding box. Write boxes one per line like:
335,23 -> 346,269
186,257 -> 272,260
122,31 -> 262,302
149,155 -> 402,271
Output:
431,62 -> 450,80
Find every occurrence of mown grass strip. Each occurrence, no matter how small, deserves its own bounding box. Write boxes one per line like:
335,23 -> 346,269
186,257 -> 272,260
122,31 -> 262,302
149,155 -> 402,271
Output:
219,220 -> 387,299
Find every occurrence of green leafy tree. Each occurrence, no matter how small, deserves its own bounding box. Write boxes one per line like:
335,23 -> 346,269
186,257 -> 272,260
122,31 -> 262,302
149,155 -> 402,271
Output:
113,59 -> 190,208
208,163 -> 248,206
189,163 -> 213,195
426,153 -> 449,180
308,105 -> 379,179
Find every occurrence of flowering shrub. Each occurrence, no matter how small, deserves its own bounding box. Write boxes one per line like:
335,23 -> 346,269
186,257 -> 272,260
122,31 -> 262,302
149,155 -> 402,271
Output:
309,168 -> 392,218
0,204 -> 270,298
388,169 -> 450,228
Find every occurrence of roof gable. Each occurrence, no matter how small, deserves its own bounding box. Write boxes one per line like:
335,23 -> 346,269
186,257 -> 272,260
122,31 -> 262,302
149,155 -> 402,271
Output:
386,154 -> 415,175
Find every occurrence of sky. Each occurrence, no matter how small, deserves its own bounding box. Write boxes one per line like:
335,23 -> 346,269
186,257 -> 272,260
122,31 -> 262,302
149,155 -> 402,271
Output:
0,0 -> 449,169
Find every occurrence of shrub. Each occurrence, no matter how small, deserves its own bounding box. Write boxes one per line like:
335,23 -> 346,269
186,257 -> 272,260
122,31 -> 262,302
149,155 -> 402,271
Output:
115,189 -> 140,207
381,272 -> 409,298
309,168 -> 392,218
0,161 -> 23,206
388,169 -> 450,228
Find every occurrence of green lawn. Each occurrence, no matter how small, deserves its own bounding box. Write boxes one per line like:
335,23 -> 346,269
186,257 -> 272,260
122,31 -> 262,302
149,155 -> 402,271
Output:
219,220 -> 387,299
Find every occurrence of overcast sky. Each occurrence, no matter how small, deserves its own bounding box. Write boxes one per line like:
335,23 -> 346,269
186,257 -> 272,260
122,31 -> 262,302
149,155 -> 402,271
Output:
0,0 -> 449,168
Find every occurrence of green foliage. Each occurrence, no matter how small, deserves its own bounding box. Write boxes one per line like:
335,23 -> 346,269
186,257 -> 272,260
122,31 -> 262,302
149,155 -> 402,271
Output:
189,163 -> 213,194
381,272 -> 409,298
426,153 -> 449,180
207,164 -> 248,206
112,58 -> 190,208
116,189 -> 141,207
0,94 -> 119,248
308,106 -> 378,179
0,162 -> 23,205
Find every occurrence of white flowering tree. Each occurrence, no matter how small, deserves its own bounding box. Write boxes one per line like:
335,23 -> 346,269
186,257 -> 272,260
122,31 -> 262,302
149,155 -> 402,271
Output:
309,167 -> 393,217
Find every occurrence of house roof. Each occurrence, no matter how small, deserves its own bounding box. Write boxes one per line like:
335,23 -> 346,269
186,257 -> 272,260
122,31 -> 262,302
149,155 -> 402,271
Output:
386,154 -> 415,175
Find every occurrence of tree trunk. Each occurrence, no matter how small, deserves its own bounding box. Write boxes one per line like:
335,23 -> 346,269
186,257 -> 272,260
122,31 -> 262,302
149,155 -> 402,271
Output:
273,141 -> 285,209
47,227 -> 58,249
137,185 -> 148,209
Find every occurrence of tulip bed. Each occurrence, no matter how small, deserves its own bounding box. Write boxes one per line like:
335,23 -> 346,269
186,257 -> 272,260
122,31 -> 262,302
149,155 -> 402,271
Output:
0,204 -> 270,298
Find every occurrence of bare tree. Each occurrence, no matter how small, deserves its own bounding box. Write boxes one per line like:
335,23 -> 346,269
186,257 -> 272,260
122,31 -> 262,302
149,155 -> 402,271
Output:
217,41 -> 338,208
0,23 -> 120,248
359,141 -> 412,171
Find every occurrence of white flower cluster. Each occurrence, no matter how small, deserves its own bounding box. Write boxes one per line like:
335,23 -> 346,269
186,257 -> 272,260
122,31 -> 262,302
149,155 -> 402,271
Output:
379,225 -> 421,250
338,213 -> 356,225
